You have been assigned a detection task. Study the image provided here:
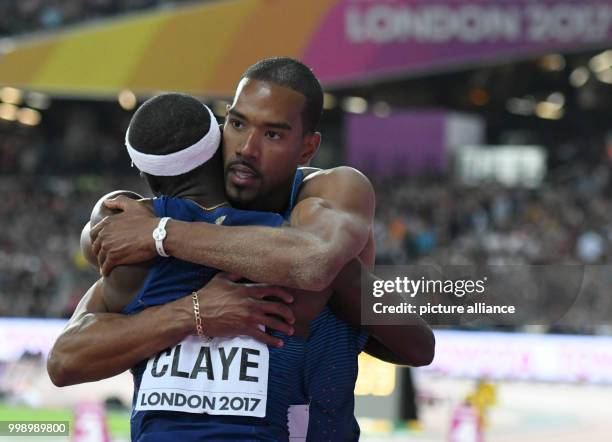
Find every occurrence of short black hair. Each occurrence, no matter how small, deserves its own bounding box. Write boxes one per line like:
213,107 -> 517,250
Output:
241,57 -> 323,134
128,93 -> 210,156
127,93 -> 218,196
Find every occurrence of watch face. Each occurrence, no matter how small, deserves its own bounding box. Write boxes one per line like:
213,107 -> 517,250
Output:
153,228 -> 166,241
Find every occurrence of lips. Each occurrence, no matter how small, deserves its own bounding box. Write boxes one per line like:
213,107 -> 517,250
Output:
228,163 -> 260,187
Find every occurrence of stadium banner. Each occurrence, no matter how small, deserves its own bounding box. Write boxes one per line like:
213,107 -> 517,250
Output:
345,111 -> 484,175
2,318 -> 612,384
422,330 -> 612,384
0,0 -> 611,96
454,145 -> 548,188
0,318 -> 65,362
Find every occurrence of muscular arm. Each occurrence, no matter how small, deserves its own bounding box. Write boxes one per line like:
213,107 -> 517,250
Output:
50,190 -> 192,385
47,280 -> 193,386
94,167 -> 375,291
89,176 -> 433,367
48,273 -> 296,386
82,190 -> 151,311
50,191 -> 296,386
329,259 -> 435,366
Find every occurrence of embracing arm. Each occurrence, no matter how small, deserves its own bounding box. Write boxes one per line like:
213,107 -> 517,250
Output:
47,274 -> 296,386
51,190 -> 297,386
329,259 -> 435,367
49,189 -> 187,385
47,280 -> 193,386
93,167 -> 375,291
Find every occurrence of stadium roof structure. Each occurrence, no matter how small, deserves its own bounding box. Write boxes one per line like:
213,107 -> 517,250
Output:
0,0 -> 611,98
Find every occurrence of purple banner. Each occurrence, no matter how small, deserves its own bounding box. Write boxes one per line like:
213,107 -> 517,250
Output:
345,111 -> 447,176
304,0 -> 612,84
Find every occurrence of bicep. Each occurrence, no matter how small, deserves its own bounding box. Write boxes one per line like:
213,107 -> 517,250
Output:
64,280 -> 109,331
292,167 -> 375,250
289,197 -> 371,262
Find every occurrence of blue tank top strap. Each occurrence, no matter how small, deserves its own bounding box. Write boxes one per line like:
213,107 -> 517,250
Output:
282,169 -> 304,220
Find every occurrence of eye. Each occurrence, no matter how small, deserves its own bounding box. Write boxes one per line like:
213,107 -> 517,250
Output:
265,130 -> 281,140
229,119 -> 243,130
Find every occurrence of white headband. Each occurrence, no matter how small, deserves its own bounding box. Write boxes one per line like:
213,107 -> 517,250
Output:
125,104 -> 221,176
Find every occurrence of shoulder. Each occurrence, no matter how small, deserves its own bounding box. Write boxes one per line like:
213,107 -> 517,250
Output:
299,166 -> 374,200
302,166 -> 372,187
90,190 -> 149,225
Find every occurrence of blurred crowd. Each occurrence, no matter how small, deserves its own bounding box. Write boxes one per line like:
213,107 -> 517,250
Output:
0,175 -> 148,317
0,0 -> 199,38
1,164 -> 611,328
1,99 -> 611,333
373,165 -> 612,267
372,165 -> 612,333
0,102 -> 132,175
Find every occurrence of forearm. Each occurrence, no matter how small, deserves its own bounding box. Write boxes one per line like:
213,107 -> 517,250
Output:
165,220 -> 337,290
48,301 -> 192,386
95,171 -> 373,286
365,324 -> 435,366
330,260 -> 435,366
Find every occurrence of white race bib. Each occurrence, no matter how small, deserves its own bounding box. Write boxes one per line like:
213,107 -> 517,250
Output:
136,335 -> 269,417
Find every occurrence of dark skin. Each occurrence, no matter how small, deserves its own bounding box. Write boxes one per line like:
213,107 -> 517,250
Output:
49,80 -> 434,386
48,176 -> 302,386
92,80 -> 433,361
49,188 -> 429,387
84,190 -> 299,337
91,80 -> 376,290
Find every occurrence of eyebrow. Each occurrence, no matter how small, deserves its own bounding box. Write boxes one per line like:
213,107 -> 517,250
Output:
228,109 -> 293,131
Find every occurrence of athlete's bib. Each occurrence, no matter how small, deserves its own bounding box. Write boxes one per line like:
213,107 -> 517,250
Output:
136,335 -> 269,417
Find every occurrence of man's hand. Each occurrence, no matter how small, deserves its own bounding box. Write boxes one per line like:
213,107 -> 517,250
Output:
90,196 -> 158,275
153,167 -> 375,290
193,273 -> 296,348
48,272 -> 297,386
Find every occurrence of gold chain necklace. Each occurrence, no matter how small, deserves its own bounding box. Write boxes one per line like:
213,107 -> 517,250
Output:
188,200 -> 230,211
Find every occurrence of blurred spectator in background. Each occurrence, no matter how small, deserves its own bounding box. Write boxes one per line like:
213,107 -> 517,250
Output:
1,108 -> 610,329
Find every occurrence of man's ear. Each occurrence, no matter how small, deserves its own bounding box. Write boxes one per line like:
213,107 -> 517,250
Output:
299,132 -> 321,165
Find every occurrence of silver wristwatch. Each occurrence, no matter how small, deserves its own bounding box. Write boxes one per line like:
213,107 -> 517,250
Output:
152,217 -> 171,257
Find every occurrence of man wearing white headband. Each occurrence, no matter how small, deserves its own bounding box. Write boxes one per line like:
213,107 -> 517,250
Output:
52,93 -> 317,441
51,58 -> 435,441
73,92 -> 298,344
124,104 -> 220,178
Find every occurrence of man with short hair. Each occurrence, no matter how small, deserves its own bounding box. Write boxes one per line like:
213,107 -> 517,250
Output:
51,57 -> 434,440
56,92 -> 310,441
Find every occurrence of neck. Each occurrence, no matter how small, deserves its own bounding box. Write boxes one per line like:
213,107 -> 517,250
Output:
257,187 -> 292,213
243,172 -> 297,214
164,162 -> 227,207
173,187 -> 227,208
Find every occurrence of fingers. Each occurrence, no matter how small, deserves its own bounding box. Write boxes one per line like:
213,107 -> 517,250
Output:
100,256 -> 114,277
216,272 -> 242,282
253,313 -> 294,337
249,286 -> 294,304
91,233 -> 102,260
103,195 -> 132,211
95,241 -> 115,276
89,216 -> 109,244
97,245 -> 108,272
247,328 -> 284,348
257,300 -> 295,325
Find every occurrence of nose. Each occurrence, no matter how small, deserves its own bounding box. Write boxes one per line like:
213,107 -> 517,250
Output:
236,130 -> 261,161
